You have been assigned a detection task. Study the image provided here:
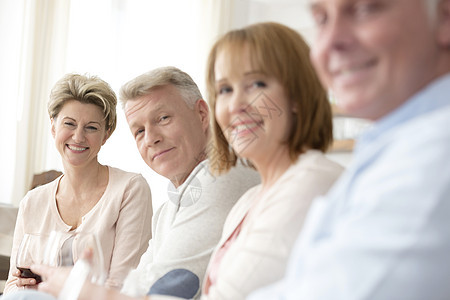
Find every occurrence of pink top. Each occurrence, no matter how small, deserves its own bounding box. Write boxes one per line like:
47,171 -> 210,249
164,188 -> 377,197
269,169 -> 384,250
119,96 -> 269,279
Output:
201,150 -> 344,299
4,166 -> 153,294
205,217 -> 245,292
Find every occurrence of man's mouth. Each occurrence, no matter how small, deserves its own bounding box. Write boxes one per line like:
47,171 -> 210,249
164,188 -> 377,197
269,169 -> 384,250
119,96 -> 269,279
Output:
152,147 -> 175,161
330,58 -> 377,79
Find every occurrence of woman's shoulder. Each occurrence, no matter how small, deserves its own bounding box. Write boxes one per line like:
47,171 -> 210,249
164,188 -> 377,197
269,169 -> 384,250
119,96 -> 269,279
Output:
107,166 -> 147,182
294,150 -> 345,175
20,178 -> 59,210
105,166 -> 151,198
270,150 -> 343,195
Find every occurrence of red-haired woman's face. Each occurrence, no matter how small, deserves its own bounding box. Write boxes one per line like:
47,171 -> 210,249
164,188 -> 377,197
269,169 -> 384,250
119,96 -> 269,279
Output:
214,47 -> 294,168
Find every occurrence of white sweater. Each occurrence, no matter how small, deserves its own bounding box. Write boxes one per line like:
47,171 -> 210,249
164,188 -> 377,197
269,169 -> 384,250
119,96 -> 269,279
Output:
121,160 -> 260,299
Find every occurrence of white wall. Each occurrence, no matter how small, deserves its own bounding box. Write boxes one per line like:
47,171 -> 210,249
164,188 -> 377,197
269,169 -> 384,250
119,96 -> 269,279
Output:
1,0 -> 362,207
0,0 -> 25,205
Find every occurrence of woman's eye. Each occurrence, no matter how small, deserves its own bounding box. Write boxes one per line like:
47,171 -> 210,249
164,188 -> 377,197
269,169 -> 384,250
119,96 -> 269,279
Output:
64,122 -> 75,127
246,80 -> 266,91
253,81 -> 266,88
218,86 -> 232,95
86,126 -> 99,131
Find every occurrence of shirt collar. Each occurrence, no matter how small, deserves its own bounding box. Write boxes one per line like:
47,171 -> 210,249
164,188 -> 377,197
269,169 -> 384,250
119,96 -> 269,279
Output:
356,73 -> 450,150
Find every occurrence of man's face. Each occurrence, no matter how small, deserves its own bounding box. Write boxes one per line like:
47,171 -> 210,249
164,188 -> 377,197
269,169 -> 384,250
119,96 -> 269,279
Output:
125,85 -> 209,187
309,0 -> 441,120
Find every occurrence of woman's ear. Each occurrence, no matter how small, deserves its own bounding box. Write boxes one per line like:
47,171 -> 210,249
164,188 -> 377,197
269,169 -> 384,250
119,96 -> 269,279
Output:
50,118 -> 56,138
102,129 -> 111,145
292,102 -> 298,114
196,99 -> 210,133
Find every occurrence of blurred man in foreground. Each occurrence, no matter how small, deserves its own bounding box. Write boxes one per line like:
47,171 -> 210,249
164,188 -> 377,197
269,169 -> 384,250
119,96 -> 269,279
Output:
250,0 -> 450,299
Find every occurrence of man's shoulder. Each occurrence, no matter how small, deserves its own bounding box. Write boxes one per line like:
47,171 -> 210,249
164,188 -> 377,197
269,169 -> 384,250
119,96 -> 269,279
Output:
181,160 -> 260,209
192,160 -> 260,187
220,163 -> 260,183
359,104 -> 450,160
352,104 -> 450,191
395,104 -> 450,149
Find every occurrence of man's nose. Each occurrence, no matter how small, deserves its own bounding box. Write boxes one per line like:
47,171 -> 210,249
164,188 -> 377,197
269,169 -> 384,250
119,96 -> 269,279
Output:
144,127 -> 161,146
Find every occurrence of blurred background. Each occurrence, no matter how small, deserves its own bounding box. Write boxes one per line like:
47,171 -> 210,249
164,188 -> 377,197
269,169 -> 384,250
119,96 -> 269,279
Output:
0,0 -> 368,210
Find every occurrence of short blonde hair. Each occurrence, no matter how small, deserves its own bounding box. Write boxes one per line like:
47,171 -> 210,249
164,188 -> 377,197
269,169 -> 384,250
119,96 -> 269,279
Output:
48,73 -> 117,134
206,22 -> 333,173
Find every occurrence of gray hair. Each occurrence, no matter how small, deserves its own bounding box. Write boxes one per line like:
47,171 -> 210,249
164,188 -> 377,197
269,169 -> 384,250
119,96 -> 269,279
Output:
425,0 -> 440,22
119,66 -> 203,110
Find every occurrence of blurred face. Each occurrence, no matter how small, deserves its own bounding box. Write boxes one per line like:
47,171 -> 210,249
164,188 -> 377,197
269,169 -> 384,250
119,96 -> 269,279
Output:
125,85 -> 209,187
214,47 -> 293,168
310,0 -> 441,120
51,100 -> 108,168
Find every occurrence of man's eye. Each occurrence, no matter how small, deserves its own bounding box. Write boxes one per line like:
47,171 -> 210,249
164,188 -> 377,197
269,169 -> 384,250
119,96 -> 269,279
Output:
353,1 -> 383,19
312,11 -> 328,27
135,129 -> 144,137
159,116 -> 170,123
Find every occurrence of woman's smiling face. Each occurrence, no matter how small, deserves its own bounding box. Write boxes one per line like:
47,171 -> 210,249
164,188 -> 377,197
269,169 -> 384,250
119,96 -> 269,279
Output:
214,46 -> 294,165
52,100 -> 108,168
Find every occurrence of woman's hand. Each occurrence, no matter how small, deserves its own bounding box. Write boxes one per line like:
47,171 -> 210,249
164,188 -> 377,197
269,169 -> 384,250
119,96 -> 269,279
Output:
12,268 -> 39,289
31,264 -> 72,297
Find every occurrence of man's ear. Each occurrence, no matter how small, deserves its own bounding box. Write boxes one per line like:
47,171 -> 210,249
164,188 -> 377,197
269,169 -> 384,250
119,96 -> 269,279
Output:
196,99 -> 210,133
437,0 -> 450,47
50,118 -> 56,138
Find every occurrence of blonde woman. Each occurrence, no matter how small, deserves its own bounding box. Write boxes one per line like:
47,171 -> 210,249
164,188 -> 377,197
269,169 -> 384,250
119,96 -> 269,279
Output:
4,74 -> 152,294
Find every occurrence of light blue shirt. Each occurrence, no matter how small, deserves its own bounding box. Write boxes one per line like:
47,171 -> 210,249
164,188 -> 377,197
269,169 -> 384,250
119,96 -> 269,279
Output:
248,74 -> 450,300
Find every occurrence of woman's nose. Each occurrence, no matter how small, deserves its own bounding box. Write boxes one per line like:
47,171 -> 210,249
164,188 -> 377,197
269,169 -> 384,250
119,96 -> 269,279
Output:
72,127 -> 86,143
228,89 -> 249,114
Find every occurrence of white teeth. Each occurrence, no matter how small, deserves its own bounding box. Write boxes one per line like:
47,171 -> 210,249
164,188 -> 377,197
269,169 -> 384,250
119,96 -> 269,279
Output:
338,67 -> 359,76
68,145 -> 87,151
336,60 -> 373,76
232,123 -> 260,134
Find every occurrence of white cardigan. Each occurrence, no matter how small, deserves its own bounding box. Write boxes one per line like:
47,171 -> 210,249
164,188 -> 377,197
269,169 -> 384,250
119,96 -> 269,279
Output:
5,166 -> 153,293
202,150 -> 344,300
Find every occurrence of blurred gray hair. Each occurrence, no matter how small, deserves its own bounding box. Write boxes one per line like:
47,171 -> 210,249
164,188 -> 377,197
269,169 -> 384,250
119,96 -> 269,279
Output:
119,66 -> 203,110
425,0 -> 440,22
